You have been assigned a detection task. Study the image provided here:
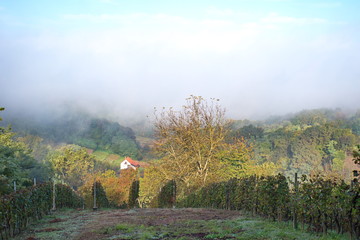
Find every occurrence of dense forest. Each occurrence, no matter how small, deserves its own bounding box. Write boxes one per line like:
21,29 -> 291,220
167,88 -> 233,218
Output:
3,110 -> 142,159
231,108 -> 360,179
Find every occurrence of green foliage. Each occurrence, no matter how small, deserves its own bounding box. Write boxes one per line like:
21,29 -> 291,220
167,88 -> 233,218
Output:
290,109 -> 328,126
226,108 -> 360,178
0,118 -> 50,195
231,124 -> 264,141
236,111 -> 360,177
47,145 -> 95,190
16,135 -> 52,162
158,180 -> 176,208
0,183 -> 83,239
55,184 -> 84,209
4,113 -> 142,159
353,145 -> 360,165
347,111 -> 360,135
93,181 -> 109,208
87,150 -> 123,174
179,174 -> 360,239
128,180 -> 140,208
82,119 -> 140,158
0,107 -> 5,129
82,181 -> 110,209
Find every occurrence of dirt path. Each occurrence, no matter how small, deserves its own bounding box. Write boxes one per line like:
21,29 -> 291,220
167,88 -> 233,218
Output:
15,208 -> 242,240
77,208 -> 241,240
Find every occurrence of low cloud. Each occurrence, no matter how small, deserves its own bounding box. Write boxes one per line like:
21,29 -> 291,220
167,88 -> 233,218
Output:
1,8 -> 359,122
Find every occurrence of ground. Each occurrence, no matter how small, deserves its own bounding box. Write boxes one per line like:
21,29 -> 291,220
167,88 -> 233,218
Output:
14,208 -> 349,240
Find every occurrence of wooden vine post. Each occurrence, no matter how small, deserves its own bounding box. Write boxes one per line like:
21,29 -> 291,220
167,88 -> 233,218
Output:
52,180 -> 56,211
93,181 -> 97,211
92,160 -> 98,211
172,180 -> 177,208
252,175 -> 258,216
293,172 -> 299,230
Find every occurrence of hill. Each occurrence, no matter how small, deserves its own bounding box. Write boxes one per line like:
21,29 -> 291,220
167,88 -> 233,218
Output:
230,108 -> 360,179
2,111 -> 142,159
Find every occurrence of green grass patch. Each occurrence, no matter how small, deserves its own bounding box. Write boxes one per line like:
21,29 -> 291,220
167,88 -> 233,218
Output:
92,150 -> 110,161
92,150 -> 123,169
234,217 -> 350,240
102,217 -> 350,240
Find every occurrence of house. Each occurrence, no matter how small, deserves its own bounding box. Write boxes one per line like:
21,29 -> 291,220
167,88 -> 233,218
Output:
120,157 -> 148,170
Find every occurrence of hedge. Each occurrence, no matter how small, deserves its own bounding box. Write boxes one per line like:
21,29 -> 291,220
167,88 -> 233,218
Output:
0,183 -> 83,240
178,174 -> 360,239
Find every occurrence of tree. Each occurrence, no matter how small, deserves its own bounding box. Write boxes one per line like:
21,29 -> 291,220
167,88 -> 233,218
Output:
17,135 -> 52,161
353,145 -> 360,165
47,144 -> 95,190
139,164 -> 167,207
0,108 -> 49,194
153,96 -> 252,196
128,180 -> 140,208
80,169 -> 139,207
80,178 -> 110,209
231,124 -> 264,140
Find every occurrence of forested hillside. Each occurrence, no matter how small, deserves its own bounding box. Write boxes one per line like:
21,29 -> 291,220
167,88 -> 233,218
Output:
3,111 -> 142,159
2,104 -> 360,204
231,108 -> 360,179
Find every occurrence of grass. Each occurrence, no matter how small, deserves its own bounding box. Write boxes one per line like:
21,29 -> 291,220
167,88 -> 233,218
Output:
12,209 -> 96,240
99,216 -> 351,240
91,150 -> 123,168
234,217 -> 350,240
11,209 -> 351,240
92,150 -> 111,161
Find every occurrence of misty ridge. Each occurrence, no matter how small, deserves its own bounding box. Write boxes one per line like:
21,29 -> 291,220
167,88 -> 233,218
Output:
2,102 -> 360,133
2,103 -> 360,172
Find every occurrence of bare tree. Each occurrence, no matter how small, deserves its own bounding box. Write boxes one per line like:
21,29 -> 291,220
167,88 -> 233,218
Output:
153,96 -> 250,196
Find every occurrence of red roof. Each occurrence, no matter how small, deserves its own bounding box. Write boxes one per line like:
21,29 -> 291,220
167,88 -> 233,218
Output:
125,157 -> 140,167
124,157 -> 149,168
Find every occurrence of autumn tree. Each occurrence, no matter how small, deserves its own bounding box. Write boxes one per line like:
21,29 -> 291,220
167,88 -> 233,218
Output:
80,169 -> 139,207
139,164 -> 167,207
153,96 -> 252,196
103,169 -> 138,207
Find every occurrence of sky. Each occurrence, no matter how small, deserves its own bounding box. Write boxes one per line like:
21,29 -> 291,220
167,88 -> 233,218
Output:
1,0 -> 360,122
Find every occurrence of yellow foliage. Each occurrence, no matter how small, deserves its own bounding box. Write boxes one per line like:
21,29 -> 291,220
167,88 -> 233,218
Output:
79,169 -> 138,207
244,161 -> 280,176
139,165 -> 166,207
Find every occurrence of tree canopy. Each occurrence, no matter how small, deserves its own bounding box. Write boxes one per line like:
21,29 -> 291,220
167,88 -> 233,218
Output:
47,144 -> 95,190
353,145 -> 360,165
5,112 -> 142,159
152,96 -> 253,197
0,108 -> 50,194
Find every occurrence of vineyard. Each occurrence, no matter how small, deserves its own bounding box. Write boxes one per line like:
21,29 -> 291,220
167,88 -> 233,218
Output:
0,183 -> 83,240
1,174 -> 359,239
178,174 -> 360,239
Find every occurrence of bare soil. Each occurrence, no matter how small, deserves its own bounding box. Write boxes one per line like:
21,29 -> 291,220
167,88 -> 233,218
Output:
15,208 -> 241,240
76,208 -> 240,240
